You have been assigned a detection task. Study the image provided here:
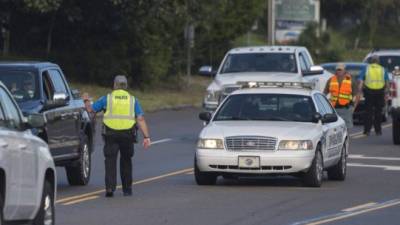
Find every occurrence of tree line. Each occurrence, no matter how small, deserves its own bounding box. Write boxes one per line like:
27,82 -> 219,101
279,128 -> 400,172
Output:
0,0 -> 264,87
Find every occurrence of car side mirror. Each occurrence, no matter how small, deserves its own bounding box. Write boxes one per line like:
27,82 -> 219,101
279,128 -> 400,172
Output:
42,92 -> 68,111
199,112 -> 212,122
71,89 -> 80,99
312,112 -> 322,123
199,66 -> 216,77
303,65 -> 324,76
24,113 -> 46,129
321,113 -> 338,124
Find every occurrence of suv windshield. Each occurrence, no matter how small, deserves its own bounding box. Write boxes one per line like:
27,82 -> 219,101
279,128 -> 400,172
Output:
367,55 -> 400,72
0,70 -> 39,103
220,53 -> 298,74
214,94 -> 315,122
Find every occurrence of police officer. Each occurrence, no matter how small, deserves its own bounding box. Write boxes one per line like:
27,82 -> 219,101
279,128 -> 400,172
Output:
83,75 -> 151,197
324,63 -> 358,129
358,55 -> 390,136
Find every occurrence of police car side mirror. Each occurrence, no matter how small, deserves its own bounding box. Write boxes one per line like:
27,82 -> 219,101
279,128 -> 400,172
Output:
198,66 -> 216,77
312,113 -> 322,123
321,113 -> 338,124
199,112 -> 212,122
303,65 -> 324,76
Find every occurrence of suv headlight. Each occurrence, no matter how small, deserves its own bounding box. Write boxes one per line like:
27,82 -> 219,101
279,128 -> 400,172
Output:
205,90 -> 220,102
197,138 -> 224,149
278,140 -> 313,150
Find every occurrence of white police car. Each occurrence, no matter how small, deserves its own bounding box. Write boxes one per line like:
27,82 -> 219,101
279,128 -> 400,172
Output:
195,82 -> 348,187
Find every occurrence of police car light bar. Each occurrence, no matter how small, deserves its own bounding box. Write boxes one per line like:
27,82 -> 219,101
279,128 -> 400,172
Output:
236,81 -> 315,90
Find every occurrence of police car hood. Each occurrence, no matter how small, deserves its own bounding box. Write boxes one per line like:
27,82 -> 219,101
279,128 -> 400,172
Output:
201,121 -> 320,140
215,72 -> 301,87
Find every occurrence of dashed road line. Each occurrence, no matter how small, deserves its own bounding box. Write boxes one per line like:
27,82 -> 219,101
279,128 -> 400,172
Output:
151,138 -> 173,145
62,196 -> 100,206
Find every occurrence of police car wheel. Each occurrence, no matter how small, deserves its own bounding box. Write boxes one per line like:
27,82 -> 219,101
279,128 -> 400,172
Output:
327,144 -> 347,181
66,135 -> 91,186
34,181 -> 54,225
303,150 -> 323,187
194,158 -> 217,185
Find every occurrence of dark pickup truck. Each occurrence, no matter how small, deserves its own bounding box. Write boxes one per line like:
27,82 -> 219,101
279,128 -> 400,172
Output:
0,62 -> 95,185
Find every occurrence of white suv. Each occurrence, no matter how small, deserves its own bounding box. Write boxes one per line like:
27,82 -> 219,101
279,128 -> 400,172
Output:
0,82 -> 56,225
195,82 -> 348,187
199,46 -> 332,111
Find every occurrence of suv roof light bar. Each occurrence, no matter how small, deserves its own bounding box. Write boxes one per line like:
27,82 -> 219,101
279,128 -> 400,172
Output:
236,81 -> 315,90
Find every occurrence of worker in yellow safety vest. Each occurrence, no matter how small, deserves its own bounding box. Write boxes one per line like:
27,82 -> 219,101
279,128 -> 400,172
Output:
83,75 -> 150,197
358,55 -> 390,136
324,63 -> 359,129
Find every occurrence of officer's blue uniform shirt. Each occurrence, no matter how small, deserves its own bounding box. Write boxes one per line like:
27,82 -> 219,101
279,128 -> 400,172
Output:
358,65 -> 389,81
92,95 -> 144,117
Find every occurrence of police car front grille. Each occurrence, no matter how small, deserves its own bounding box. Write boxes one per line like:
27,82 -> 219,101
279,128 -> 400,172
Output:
225,136 -> 277,151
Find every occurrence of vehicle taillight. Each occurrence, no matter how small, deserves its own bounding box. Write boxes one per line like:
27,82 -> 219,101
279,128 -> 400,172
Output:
390,81 -> 397,98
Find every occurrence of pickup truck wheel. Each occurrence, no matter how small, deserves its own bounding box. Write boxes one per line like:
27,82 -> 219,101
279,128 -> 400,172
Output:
393,115 -> 400,145
327,144 -> 347,181
34,181 -> 54,225
303,150 -> 323,187
194,158 -> 217,185
66,135 -> 91,185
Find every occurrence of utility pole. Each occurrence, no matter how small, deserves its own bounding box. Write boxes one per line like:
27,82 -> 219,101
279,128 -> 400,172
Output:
267,0 -> 275,45
185,0 -> 195,86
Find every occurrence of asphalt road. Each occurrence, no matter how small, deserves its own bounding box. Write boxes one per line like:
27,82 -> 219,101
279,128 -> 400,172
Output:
55,108 -> 400,225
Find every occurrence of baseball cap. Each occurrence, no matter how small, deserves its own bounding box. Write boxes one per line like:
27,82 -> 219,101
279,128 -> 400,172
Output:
114,75 -> 128,84
336,63 -> 345,71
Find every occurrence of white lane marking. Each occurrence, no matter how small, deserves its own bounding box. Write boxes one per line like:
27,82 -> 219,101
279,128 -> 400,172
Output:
151,138 -> 173,145
349,154 -> 400,161
292,199 -> 400,225
348,163 -> 400,171
342,202 -> 377,212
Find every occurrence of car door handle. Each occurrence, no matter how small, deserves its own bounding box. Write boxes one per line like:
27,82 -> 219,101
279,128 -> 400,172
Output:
0,141 -> 8,148
18,144 -> 27,150
60,113 -> 70,119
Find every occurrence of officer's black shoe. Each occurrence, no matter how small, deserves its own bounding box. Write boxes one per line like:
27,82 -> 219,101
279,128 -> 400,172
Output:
123,189 -> 132,196
363,131 -> 370,136
105,191 -> 114,198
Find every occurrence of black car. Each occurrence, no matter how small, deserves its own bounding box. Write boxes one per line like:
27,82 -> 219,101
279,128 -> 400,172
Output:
321,62 -> 389,124
0,62 -> 95,185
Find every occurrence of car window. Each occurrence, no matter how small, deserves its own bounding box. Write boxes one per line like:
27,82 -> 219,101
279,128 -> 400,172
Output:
301,51 -> 312,68
313,94 -> 327,115
299,54 -> 308,72
220,53 -> 298,73
214,94 -> 315,122
0,102 -> 5,127
48,69 -> 68,94
0,70 -> 39,103
42,71 -> 54,100
0,87 -> 22,130
316,94 -> 335,114
366,55 -> 400,71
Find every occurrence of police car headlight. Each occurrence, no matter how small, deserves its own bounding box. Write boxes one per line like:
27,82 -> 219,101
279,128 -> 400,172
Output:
278,140 -> 313,150
197,138 -> 224,149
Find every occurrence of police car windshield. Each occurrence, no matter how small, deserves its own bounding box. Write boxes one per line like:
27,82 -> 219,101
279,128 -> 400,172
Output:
214,94 -> 315,122
0,71 -> 39,103
220,53 -> 298,74
366,56 -> 400,72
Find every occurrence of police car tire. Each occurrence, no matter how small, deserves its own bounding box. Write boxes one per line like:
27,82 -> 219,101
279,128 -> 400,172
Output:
194,159 -> 217,185
392,115 -> 400,145
303,150 -> 323,187
327,145 -> 347,181
34,181 -> 54,225
66,135 -> 91,186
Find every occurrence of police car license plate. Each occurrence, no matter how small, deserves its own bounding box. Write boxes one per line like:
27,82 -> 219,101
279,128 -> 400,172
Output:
238,156 -> 260,168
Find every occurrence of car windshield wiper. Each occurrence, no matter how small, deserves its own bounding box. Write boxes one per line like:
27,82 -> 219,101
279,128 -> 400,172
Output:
215,116 -> 249,121
264,117 -> 290,121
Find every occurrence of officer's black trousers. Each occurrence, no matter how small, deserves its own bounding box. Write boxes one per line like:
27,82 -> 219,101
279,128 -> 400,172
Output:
103,130 -> 134,192
363,89 -> 385,134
